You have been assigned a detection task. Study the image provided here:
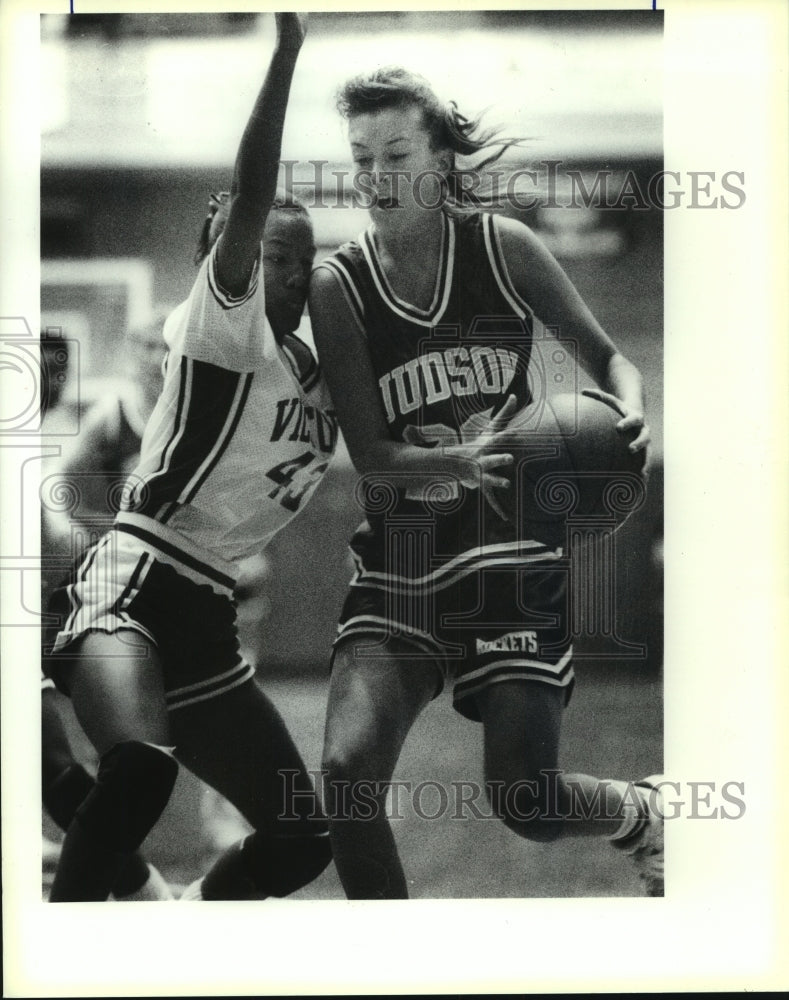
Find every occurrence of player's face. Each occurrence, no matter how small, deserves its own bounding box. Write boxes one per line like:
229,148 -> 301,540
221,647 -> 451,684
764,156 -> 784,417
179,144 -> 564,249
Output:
262,212 -> 316,339
348,104 -> 448,228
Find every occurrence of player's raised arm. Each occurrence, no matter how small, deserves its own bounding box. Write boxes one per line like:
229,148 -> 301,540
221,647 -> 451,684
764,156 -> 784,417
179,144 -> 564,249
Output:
215,12 -> 307,297
494,214 -> 650,454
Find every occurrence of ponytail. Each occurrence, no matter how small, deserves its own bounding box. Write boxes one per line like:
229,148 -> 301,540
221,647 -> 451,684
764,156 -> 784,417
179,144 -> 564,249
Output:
441,101 -> 525,209
194,191 -> 230,266
193,189 -> 310,266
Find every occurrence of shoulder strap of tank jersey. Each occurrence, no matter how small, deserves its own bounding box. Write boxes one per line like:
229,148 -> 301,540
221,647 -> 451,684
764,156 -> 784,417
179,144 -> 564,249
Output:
314,246 -> 366,335
482,213 -> 535,321
280,333 -> 321,393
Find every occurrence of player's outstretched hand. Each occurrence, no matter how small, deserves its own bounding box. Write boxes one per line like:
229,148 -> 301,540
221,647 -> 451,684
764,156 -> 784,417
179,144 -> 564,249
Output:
477,453 -> 513,521
275,12 -> 308,51
444,449 -> 513,521
446,395 -> 521,521
581,388 -> 650,455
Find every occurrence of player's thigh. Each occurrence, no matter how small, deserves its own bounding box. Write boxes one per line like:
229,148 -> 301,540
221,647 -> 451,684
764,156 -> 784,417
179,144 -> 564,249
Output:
61,630 -> 170,754
476,679 -> 565,787
323,635 -> 441,782
170,678 -> 316,831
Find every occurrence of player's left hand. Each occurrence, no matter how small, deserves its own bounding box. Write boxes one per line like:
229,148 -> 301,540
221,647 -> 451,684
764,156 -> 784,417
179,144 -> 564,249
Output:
581,388 -> 651,456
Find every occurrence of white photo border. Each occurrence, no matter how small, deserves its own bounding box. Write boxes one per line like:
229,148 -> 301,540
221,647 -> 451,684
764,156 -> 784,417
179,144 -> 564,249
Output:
2,0 -> 787,995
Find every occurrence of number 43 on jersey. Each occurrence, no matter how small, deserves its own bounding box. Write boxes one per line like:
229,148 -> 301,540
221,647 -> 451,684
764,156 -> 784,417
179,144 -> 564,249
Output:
266,451 -> 328,512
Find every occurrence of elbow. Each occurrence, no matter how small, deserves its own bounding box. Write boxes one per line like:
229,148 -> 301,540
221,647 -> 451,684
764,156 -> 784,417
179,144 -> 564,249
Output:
344,440 -> 393,480
608,352 -> 642,380
348,448 -> 381,479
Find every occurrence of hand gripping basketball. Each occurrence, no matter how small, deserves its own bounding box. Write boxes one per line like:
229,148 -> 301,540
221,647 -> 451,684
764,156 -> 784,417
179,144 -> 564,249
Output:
581,387 -> 651,460
445,394 -> 520,521
489,392 -> 648,544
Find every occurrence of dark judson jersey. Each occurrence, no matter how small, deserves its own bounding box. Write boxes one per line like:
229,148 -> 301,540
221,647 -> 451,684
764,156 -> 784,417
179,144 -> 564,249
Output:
318,210 -> 557,591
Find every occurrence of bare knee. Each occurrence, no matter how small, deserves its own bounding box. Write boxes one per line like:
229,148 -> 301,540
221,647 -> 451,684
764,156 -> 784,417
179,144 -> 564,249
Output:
478,681 -> 566,842
321,738 -> 362,786
485,767 -> 565,843
322,715 -> 408,826
322,737 -> 382,817
322,641 -> 436,820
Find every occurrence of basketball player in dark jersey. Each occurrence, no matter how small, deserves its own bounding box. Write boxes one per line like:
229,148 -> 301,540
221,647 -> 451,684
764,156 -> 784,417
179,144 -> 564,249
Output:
310,67 -> 664,898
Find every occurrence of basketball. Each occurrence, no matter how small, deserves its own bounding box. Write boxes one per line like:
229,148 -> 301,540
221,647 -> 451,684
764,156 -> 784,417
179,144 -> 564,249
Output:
503,392 -> 647,546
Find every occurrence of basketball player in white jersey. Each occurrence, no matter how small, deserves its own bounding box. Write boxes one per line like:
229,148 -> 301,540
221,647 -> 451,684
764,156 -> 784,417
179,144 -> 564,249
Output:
44,14 -> 336,902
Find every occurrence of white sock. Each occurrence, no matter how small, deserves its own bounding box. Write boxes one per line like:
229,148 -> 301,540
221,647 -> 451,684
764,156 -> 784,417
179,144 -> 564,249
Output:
609,784 -> 648,844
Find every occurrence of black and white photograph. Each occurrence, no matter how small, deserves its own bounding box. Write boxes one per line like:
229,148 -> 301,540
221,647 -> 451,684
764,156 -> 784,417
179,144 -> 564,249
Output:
1,1 -> 787,995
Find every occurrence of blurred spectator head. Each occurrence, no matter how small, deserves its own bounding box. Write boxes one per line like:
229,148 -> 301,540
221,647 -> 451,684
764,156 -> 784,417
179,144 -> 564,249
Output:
125,309 -> 168,397
40,330 -> 71,416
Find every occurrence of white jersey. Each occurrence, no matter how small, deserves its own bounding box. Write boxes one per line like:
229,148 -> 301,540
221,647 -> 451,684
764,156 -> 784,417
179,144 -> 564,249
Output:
120,240 -> 337,573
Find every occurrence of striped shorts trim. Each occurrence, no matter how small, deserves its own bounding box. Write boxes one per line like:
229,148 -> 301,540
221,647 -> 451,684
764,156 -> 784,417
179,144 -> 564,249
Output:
115,512 -> 237,594
46,528 -> 253,711
349,539 -> 563,594
335,618 -> 574,706
164,660 -> 255,711
452,649 -> 575,708
334,557 -> 574,721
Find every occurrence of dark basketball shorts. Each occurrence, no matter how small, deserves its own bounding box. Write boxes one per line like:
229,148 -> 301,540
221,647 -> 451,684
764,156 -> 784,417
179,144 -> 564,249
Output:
334,549 -> 575,722
44,525 -> 254,711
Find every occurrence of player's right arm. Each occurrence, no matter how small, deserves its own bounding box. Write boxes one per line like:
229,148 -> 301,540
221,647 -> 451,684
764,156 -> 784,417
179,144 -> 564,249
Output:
214,13 -> 307,298
309,267 -> 514,517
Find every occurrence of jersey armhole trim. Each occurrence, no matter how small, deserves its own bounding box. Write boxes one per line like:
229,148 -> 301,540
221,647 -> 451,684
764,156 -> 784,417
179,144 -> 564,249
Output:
206,240 -> 261,311
315,258 -> 366,336
483,214 -> 535,321
281,336 -> 322,393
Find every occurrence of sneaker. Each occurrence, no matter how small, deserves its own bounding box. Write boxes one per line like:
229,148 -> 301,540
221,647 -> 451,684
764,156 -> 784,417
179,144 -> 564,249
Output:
112,864 -> 174,902
621,774 -> 665,897
180,877 -> 205,901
